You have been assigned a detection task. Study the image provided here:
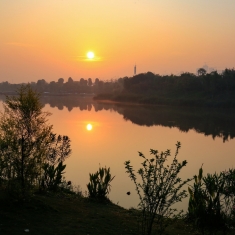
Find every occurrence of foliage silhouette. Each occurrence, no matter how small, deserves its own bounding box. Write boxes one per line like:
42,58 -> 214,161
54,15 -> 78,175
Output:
87,166 -> 115,200
0,85 -> 71,198
41,161 -> 66,191
188,167 -> 235,234
125,142 -> 191,235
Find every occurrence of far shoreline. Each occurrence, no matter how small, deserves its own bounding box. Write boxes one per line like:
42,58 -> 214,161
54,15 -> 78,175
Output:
93,96 -> 235,110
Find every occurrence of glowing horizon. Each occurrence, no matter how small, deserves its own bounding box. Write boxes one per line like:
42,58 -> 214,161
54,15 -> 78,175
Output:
1,0 -> 235,83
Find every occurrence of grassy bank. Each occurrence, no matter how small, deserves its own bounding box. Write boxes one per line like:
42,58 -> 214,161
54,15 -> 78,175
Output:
1,192 -> 234,235
0,192 -> 190,235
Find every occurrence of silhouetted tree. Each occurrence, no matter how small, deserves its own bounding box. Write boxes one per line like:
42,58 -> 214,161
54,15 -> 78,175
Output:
94,78 -> 99,86
58,78 -> 64,84
0,85 -> 71,196
49,81 -> 57,92
88,78 -> 92,86
198,68 -> 207,76
0,85 -> 52,194
68,77 -> 73,83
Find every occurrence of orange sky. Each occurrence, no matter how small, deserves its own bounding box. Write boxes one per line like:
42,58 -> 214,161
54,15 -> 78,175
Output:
1,0 -> 235,83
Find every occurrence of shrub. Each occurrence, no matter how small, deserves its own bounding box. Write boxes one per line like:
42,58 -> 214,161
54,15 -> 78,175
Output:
188,167 -> 235,234
41,161 -> 66,192
124,142 -> 191,235
87,166 -> 115,200
222,169 -> 235,229
0,85 -> 71,198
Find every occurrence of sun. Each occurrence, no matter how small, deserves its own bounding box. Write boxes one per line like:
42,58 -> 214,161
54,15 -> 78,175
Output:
87,51 -> 94,59
86,123 -> 93,131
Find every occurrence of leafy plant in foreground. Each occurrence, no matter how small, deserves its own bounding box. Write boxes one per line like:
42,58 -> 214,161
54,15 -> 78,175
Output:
124,142 -> 191,235
0,85 -> 72,198
47,134 -> 71,165
222,169 -> 235,229
188,167 -> 235,234
41,161 -> 66,191
87,166 -> 115,200
0,85 -> 52,197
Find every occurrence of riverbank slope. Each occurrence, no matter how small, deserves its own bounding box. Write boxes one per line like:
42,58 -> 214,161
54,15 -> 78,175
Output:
0,193 -> 199,235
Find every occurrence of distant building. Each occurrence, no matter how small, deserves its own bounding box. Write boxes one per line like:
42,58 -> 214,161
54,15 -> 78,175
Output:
134,64 -> 136,75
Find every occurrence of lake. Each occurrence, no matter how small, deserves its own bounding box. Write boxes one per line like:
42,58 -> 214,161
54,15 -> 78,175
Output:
1,95 -> 235,211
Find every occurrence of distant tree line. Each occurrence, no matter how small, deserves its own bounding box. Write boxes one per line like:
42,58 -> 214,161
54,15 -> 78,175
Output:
94,68 -> 235,108
0,77 -> 124,95
1,68 -> 235,107
122,68 -> 235,97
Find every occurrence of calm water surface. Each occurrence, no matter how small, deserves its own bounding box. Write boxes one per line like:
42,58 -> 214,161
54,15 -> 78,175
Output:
1,96 -> 235,211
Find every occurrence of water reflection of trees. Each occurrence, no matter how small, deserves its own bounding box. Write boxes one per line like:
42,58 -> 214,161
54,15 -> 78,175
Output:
116,105 -> 235,142
1,95 -> 234,141
43,96 -> 235,142
40,95 -> 116,112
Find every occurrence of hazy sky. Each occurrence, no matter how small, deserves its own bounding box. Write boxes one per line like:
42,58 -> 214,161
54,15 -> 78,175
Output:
1,0 -> 235,83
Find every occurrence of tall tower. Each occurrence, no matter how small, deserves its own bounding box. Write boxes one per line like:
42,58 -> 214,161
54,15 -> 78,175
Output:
134,64 -> 136,75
